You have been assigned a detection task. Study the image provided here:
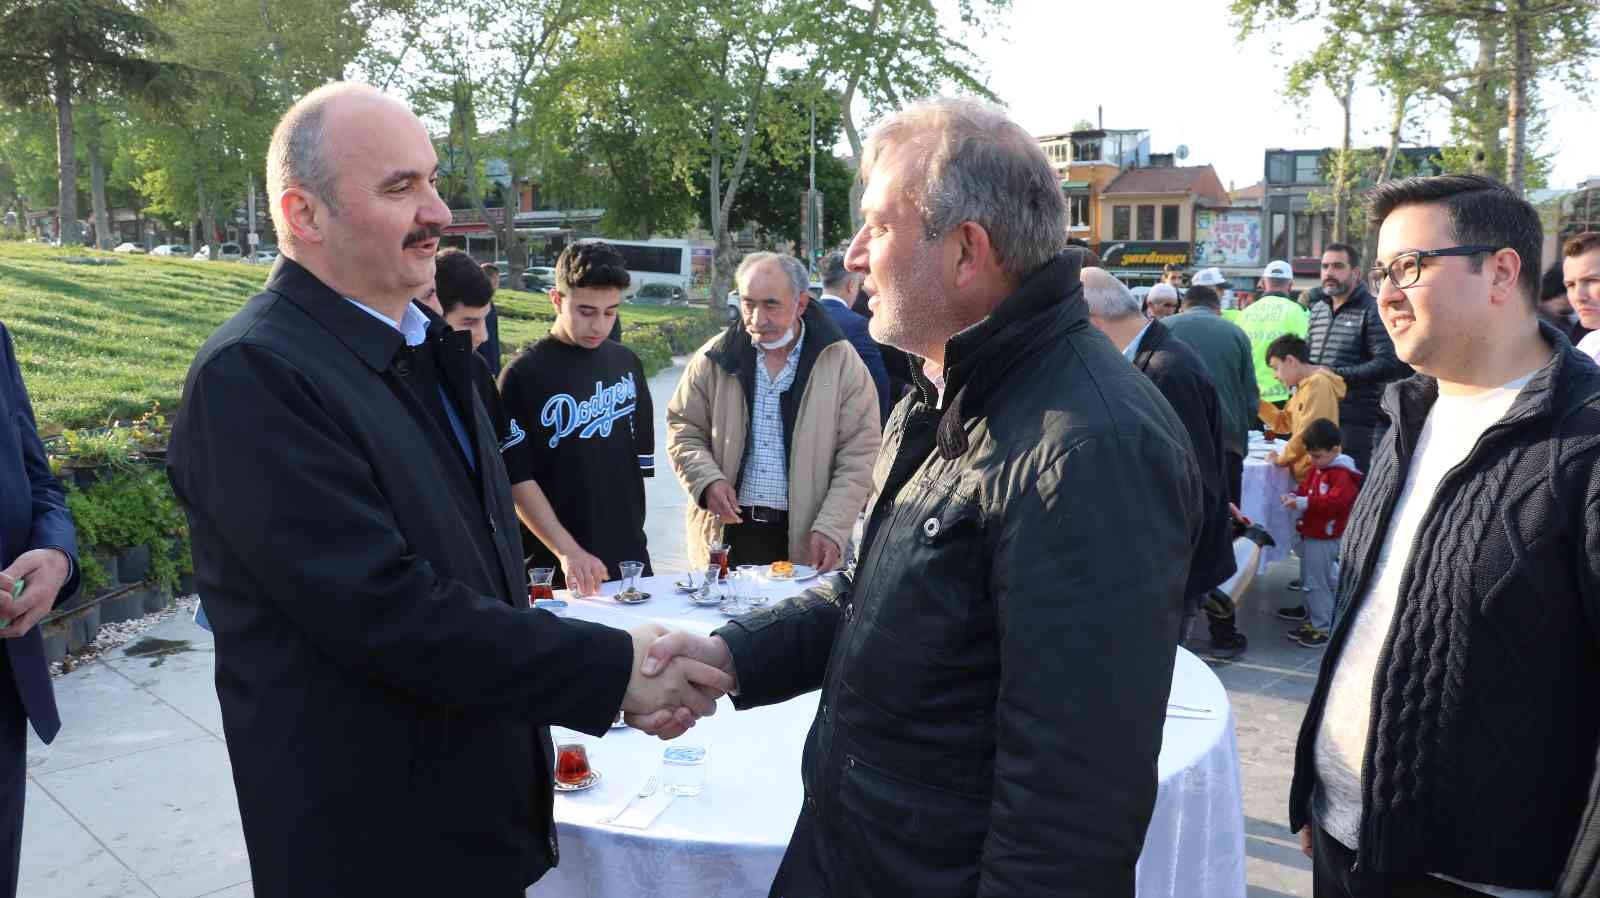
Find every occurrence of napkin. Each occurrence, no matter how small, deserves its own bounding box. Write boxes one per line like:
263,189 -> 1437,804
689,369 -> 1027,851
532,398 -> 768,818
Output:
608,790 -> 677,829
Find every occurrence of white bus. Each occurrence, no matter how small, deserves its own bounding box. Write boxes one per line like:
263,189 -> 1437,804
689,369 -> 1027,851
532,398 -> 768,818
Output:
577,237 -> 694,298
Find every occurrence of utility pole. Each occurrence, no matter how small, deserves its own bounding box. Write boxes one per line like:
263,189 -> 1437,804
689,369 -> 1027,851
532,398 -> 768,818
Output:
247,170 -> 258,262
804,98 -> 822,271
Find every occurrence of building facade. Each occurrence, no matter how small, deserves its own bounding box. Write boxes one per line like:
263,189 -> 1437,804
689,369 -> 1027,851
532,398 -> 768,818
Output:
1097,165 -> 1229,288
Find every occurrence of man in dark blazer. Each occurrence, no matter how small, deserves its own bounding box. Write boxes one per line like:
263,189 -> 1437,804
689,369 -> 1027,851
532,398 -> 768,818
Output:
166,82 -> 731,898
0,321 -> 80,898
1084,268 -> 1237,646
816,252 -> 891,422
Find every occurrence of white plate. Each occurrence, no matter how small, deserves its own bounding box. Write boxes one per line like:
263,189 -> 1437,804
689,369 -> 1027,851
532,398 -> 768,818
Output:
765,564 -> 817,581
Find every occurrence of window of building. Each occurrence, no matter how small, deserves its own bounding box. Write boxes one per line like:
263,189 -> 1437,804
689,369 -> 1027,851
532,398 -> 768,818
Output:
1067,194 -> 1091,230
1267,152 -> 1294,185
1112,205 -> 1131,240
1136,205 -> 1155,241
1294,153 -> 1322,185
1270,211 -> 1288,259
1160,205 -> 1180,240
1293,212 -> 1313,257
1073,137 -> 1103,162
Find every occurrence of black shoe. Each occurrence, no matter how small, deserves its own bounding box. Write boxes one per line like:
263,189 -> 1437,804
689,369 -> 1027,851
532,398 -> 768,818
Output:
1295,628 -> 1329,648
1277,605 -> 1307,621
1286,622 -> 1312,641
1288,579 -> 1308,592
1207,631 -> 1249,660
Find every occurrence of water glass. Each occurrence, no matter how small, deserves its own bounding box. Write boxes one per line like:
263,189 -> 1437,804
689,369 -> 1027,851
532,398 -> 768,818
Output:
662,745 -> 706,796
736,564 -> 766,607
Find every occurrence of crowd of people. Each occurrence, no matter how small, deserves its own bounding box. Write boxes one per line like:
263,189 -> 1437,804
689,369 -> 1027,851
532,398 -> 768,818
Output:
1,78 -> 1598,898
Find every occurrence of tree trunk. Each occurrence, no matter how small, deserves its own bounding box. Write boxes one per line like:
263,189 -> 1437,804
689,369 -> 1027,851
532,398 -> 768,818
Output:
841,0 -> 884,232
1504,0 -> 1531,195
1332,75 -> 1354,244
52,44 -> 79,246
1470,23 -> 1500,176
1365,89 -> 1411,267
197,173 -> 217,259
86,106 -> 112,250
708,104 -> 731,319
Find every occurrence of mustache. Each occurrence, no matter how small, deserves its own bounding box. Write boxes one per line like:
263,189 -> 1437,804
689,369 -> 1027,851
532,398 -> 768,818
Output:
403,224 -> 442,249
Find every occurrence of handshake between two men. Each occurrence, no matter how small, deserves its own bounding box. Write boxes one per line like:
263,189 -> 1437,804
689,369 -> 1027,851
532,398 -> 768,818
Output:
620,624 -> 740,740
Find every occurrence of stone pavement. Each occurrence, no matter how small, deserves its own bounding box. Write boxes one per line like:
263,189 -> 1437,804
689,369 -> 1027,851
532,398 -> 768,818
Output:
19,357 -> 1318,897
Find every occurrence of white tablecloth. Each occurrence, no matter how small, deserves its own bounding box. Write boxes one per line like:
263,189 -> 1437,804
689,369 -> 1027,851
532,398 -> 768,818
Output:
531,574 -> 1244,898
1241,435 -> 1300,572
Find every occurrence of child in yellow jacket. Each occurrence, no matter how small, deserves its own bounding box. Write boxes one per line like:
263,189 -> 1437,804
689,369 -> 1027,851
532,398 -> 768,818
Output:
1259,333 -> 1347,481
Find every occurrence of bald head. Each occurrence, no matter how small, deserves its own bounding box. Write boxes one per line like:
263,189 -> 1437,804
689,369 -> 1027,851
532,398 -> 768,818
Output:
266,82 -> 413,239
1082,267 -> 1142,322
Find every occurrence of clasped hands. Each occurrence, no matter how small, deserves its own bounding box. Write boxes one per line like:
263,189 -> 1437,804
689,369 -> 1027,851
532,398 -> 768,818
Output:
620,624 -> 740,740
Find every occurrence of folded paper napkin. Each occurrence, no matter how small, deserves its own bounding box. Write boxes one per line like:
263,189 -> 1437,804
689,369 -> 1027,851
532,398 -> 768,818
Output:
608,790 -> 677,830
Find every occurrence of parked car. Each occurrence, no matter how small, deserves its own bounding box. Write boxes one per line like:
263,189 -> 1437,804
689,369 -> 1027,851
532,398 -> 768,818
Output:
522,266 -> 556,290
113,242 -> 145,253
150,244 -> 190,256
726,289 -> 740,322
630,283 -> 687,305
193,242 -> 243,262
253,246 -> 279,263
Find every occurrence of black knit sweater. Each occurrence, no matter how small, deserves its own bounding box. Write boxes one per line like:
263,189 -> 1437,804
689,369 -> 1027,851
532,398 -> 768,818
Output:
1289,323 -> 1600,896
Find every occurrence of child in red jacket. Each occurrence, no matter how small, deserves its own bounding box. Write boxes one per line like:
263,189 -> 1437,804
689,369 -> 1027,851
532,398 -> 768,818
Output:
1278,418 -> 1362,647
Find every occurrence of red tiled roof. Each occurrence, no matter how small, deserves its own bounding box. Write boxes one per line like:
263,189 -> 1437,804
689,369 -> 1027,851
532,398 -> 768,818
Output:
1103,165 -> 1230,204
1231,181 -> 1266,201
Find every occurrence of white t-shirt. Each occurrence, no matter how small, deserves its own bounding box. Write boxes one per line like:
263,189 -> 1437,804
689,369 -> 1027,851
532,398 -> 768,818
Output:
1577,330 -> 1600,364
1313,367 -> 1553,898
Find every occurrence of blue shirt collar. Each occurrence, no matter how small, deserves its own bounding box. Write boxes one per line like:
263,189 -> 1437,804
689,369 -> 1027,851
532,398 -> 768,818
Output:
345,298 -> 430,347
1122,319 -> 1155,361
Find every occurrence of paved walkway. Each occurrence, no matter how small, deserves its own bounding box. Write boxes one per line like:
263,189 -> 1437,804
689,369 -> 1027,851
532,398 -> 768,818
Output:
20,358 -> 1318,897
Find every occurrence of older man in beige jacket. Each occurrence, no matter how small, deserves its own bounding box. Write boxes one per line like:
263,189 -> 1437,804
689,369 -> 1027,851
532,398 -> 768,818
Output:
668,253 -> 881,572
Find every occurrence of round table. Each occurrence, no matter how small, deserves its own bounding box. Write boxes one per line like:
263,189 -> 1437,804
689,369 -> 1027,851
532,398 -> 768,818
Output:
529,574 -> 1245,898
1241,435 -> 1300,571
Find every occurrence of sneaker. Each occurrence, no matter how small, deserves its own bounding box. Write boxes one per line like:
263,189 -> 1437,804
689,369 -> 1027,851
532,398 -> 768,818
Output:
1285,622 -> 1313,641
1288,579 -> 1308,592
1295,628 -> 1329,648
1207,631 -> 1249,660
1277,605 -> 1308,621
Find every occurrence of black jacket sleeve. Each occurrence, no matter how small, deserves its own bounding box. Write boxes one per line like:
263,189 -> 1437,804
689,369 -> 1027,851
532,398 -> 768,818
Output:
169,342 -> 633,729
713,573 -> 848,708
3,325 -> 79,605
1332,306 -> 1408,387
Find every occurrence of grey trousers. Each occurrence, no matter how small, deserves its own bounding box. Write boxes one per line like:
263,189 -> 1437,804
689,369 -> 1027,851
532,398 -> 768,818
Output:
1301,537 -> 1340,631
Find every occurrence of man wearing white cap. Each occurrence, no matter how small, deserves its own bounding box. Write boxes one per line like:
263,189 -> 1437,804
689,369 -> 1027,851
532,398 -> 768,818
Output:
1238,260 -> 1310,405
1145,282 -> 1180,319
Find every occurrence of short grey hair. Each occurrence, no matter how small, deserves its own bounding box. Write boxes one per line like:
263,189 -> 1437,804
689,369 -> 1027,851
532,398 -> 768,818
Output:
1081,267 -> 1143,321
267,82 -> 379,234
735,252 -> 808,300
860,97 -> 1067,281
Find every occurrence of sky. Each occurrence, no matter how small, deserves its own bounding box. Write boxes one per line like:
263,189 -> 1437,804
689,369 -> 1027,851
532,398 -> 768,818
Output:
908,0 -> 1599,192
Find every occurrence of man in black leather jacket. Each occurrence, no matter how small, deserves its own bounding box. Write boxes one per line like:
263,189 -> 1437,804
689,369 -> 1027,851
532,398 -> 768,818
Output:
637,97 -> 1204,898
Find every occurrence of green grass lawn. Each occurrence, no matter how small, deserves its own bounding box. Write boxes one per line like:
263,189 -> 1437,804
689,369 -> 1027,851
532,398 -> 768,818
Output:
0,243 -> 719,431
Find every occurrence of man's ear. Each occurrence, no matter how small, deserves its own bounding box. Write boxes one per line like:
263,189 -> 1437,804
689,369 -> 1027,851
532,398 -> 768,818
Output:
550,289 -> 564,315
951,220 -> 998,291
1488,247 -> 1524,307
280,188 -> 324,245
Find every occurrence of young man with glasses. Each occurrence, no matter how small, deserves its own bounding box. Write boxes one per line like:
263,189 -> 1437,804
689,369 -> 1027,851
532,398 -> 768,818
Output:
1288,174 -> 1600,898
1304,242 -> 1409,472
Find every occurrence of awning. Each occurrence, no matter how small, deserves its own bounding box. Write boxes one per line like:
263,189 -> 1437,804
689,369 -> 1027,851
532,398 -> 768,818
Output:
1060,180 -> 1090,190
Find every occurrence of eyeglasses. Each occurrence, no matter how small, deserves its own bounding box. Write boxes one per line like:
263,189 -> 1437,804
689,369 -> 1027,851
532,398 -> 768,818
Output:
1366,245 -> 1501,294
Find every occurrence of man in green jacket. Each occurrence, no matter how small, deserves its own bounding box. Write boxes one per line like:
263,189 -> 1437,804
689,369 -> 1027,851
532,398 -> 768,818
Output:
1238,259 -> 1310,404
